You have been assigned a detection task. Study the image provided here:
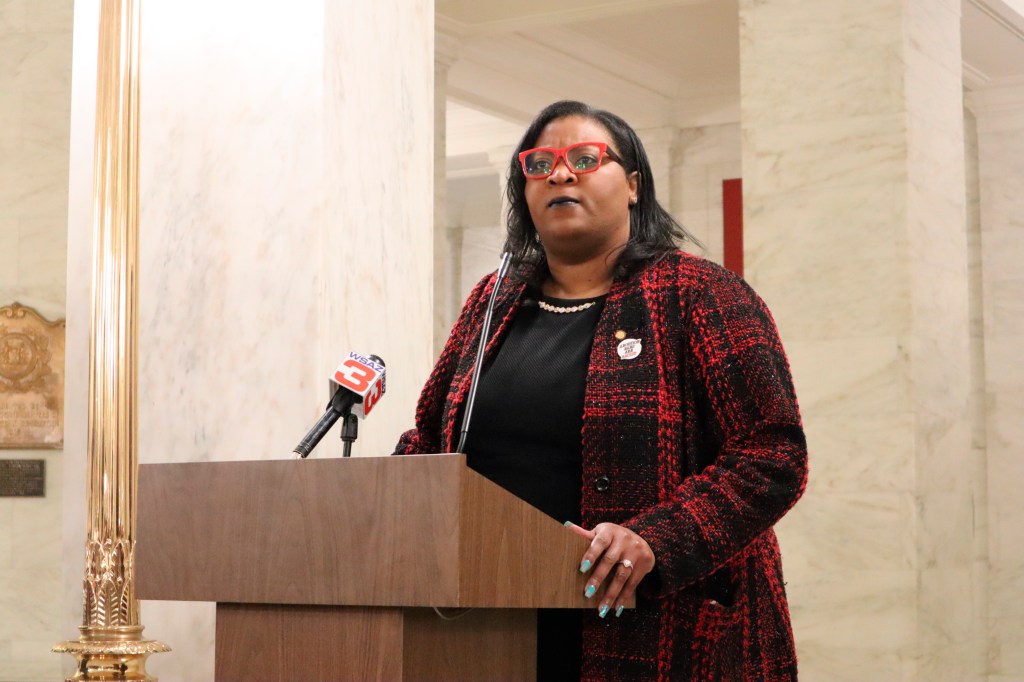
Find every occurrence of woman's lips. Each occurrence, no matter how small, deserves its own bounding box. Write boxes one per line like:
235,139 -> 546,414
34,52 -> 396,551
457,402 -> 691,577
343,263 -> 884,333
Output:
548,196 -> 580,208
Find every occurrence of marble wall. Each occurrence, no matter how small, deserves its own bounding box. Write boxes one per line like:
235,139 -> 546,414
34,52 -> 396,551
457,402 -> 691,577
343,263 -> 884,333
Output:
0,1 -> 73,680
60,1 -> 434,680
739,0 -> 977,679
970,83 -> 1024,681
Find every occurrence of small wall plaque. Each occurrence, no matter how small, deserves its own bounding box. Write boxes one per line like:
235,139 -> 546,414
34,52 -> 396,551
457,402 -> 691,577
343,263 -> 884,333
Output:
0,303 -> 65,448
0,459 -> 45,497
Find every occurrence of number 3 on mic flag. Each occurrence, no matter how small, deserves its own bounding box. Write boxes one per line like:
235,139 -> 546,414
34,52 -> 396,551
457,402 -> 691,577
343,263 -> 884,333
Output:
334,358 -> 375,392
332,352 -> 386,418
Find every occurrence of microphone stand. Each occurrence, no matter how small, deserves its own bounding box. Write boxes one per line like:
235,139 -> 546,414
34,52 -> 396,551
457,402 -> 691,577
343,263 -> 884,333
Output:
456,252 -> 512,454
340,412 -> 358,457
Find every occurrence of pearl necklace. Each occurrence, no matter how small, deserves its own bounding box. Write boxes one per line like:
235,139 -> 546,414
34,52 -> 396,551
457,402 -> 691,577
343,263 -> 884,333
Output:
537,300 -> 597,314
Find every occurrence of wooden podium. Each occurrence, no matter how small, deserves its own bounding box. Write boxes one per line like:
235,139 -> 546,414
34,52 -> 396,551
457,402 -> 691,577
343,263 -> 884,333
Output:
136,454 -> 594,681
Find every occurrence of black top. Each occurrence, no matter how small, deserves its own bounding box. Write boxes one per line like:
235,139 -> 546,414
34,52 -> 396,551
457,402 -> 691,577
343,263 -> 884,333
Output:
463,291 -> 605,682
464,292 -> 605,523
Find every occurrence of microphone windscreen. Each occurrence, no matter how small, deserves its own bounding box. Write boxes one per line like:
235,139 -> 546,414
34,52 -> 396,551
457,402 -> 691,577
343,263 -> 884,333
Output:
331,352 -> 386,418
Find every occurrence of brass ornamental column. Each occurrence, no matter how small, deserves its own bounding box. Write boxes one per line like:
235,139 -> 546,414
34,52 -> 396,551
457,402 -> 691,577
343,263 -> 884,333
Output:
53,0 -> 169,679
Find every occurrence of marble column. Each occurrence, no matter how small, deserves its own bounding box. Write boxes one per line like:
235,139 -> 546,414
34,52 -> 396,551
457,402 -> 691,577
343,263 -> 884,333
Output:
671,123 -> 742,263
486,145 -> 514,234
62,1 -> 434,679
739,1 -> 977,679
455,147 -> 512,294
967,82 -> 1024,681
638,122 -> 720,254
321,0 -> 434,460
636,126 -> 678,214
962,105 -> 990,682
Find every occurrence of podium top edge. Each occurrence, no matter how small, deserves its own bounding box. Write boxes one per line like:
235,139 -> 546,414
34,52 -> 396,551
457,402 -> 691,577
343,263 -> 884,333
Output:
140,452 -> 468,467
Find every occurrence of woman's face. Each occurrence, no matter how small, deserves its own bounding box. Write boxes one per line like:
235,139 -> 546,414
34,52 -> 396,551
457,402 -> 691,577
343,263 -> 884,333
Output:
524,115 -> 638,263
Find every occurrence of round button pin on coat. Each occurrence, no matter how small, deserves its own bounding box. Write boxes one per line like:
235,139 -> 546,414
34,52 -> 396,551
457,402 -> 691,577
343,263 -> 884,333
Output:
617,338 -> 641,360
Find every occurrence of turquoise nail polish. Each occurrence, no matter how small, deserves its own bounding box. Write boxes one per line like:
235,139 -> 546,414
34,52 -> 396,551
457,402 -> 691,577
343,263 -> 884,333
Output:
563,521 -> 573,527
579,559 -> 591,573
585,585 -> 596,599
599,605 -> 609,618
615,605 -> 624,618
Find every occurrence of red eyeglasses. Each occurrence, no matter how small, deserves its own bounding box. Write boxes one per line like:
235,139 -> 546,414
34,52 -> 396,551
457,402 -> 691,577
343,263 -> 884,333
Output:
518,142 -> 623,179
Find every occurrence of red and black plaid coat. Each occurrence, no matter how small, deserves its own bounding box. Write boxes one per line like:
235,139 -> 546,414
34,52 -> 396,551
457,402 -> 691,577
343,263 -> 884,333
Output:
395,250 -> 807,681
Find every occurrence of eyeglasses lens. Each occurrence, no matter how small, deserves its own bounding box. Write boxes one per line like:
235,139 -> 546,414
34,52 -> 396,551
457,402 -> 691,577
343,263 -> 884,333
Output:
523,144 -> 605,178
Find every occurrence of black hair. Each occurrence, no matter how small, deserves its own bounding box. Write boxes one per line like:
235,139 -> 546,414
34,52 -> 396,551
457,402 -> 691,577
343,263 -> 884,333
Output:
503,100 -> 699,284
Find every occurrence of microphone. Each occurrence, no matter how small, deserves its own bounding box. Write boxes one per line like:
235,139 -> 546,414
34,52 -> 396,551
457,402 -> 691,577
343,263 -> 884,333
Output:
293,353 -> 386,459
455,252 -> 512,454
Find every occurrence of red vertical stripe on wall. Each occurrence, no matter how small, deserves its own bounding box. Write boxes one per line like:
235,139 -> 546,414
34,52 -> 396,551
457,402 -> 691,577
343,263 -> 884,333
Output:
722,178 -> 743,278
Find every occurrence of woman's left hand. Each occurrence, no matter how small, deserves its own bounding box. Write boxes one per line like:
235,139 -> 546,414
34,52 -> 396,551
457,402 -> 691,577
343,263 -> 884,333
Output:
565,521 -> 656,618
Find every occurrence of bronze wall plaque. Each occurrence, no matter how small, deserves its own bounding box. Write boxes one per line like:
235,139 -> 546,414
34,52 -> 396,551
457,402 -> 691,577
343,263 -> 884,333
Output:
0,303 -> 66,448
0,459 -> 45,496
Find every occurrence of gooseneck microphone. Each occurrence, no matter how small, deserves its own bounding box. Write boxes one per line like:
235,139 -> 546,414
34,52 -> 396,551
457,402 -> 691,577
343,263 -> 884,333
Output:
293,353 -> 386,459
455,252 -> 512,454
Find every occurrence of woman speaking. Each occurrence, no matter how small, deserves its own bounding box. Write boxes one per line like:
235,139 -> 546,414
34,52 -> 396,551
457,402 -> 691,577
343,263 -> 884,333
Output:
395,100 -> 807,681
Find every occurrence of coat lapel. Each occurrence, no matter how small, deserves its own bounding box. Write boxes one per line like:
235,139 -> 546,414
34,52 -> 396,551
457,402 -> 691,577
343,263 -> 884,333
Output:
442,275 -> 527,451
